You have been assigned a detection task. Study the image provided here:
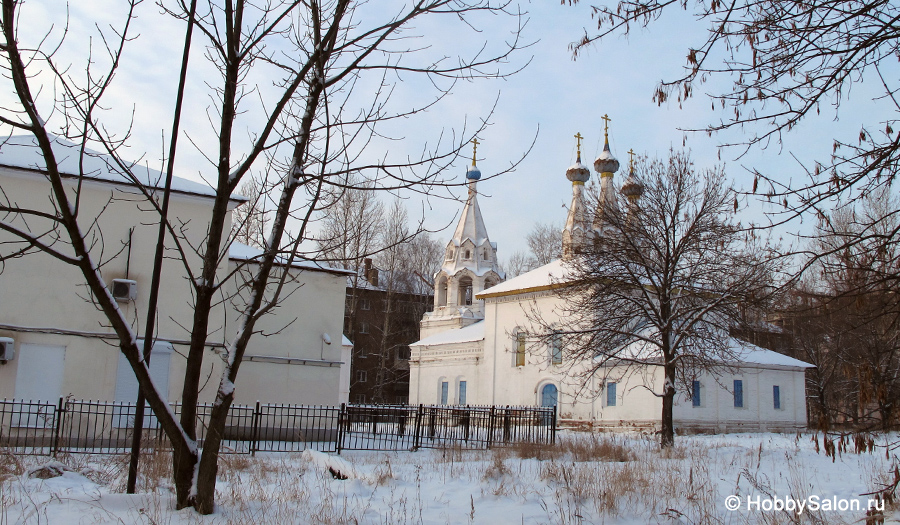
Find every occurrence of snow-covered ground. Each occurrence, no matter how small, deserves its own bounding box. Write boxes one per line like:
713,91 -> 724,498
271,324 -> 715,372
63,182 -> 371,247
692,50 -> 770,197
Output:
1,432 -> 897,524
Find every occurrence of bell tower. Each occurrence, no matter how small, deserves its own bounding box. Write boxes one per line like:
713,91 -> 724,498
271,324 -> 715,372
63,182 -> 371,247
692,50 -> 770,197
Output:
420,139 -> 505,339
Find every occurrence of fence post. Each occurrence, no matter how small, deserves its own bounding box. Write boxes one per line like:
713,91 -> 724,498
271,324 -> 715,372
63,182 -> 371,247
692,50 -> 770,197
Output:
412,404 -> 423,450
251,401 -> 261,456
503,406 -> 511,443
462,407 -> 470,443
335,403 -> 345,455
487,406 -> 495,449
51,397 -> 65,457
551,405 -> 557,445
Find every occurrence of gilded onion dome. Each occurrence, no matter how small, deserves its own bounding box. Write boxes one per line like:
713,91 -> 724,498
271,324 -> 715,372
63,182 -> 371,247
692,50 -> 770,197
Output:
620,148 -> 644,199
566,159 -> 590,183
621,172 -> 643,198
594,140 -> 620,175
594,114 -> 620,175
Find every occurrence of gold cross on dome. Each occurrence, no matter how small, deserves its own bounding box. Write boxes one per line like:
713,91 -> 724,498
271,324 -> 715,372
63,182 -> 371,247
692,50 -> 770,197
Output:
628,148 -> 636,168
601,114 -> 611,137
574,132 -> 584,157
470,138 -> 480,166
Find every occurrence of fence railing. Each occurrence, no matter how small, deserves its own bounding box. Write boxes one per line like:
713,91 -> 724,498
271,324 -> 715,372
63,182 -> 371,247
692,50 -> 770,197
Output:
0,398 -> 555,456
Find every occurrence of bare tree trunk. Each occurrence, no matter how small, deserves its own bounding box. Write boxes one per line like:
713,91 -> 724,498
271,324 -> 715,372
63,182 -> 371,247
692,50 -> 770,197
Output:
661,362 -> 676,448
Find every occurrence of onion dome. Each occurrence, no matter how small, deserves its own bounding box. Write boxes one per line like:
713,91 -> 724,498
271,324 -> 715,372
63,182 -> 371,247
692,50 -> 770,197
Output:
566,160 -> 590,183
566,132 -> 590,183
594,114 -> 620,174
594,140 -> 620,174
621,174 -> 643,199
466,138 -> 482,180
620,148 -> 643,199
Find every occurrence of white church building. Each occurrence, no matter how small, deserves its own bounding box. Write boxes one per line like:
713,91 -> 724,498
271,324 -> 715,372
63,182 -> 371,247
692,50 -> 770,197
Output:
409,133 -> 813,433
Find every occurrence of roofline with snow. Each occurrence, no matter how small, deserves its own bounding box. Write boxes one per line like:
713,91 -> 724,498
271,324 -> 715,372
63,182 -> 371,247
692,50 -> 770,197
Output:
228,253 -> 355,277
477,280 -> 573,300
0,163 -> 247,205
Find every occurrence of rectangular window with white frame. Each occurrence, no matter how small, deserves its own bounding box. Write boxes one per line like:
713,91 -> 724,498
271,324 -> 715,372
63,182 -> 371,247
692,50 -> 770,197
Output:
733,379 -> 744,408
357,370 -> 367,383
440,381 -> 449,405
515,332 -> 526,367
691,380 -> 701,407
773,385 -> 781,410
606,381 -> 617,407
458,380 -> 467,405
550,330 -> 562,365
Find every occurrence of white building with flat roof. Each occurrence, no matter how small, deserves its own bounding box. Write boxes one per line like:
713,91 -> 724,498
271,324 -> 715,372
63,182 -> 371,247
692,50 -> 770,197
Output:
0,135 -> 352,407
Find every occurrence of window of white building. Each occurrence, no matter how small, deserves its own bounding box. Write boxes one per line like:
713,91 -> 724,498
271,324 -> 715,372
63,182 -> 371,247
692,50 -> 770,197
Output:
734,379 -> 744,408
515,332 -> 526,367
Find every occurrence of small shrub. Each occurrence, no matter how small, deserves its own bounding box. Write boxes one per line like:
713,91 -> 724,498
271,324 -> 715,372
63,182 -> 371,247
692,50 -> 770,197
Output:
0,449 -> 23,480
561,434 -> 634,462
510,441 -> 554,461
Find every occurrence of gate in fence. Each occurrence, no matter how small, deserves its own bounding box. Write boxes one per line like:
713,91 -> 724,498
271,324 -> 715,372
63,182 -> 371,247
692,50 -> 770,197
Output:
0,398 -> 556,456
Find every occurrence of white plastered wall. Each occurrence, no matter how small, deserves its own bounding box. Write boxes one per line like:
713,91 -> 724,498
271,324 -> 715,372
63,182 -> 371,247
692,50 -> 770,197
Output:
0,168 -> 349,407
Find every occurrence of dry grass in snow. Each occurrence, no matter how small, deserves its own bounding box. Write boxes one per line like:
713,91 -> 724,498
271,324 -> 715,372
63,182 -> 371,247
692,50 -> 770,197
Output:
0,432 -> 897,524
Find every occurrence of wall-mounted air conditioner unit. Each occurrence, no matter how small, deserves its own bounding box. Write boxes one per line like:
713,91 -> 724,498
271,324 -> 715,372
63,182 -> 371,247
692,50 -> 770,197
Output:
0,337 -> 14,363
111,279 -> 137,302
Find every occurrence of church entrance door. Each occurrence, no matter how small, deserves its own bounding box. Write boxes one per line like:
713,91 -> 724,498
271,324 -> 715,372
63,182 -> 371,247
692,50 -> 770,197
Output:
540,383 -> 558,407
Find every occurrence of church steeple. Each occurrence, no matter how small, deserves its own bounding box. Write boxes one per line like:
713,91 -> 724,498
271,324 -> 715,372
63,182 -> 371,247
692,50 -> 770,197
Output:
445,139 -> 493,278
592,114 -> 620,235
420,139 -> 505,339
562,132 -> 591,258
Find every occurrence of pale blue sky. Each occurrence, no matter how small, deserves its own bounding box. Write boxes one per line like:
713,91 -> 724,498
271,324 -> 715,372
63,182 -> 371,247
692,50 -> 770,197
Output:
3,0 -> 882,260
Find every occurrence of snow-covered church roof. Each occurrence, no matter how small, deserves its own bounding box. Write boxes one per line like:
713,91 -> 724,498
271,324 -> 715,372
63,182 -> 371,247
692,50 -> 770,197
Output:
0,134 -> 244,201
411,320 -> 485,347
477,258 -> 570,298
611,336 -> 814,370
449,188 -> 491,249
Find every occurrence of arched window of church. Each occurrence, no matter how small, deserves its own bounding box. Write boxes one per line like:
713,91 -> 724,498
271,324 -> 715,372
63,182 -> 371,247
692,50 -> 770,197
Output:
483,248 -> 490,261
439,379 -> 449,405
515,331 -> 526,367
458,276 -> 473,306
464,249 -> 471,259
550,329 -> 562,365
437,276 -> 448,307
446,247 -> 454,260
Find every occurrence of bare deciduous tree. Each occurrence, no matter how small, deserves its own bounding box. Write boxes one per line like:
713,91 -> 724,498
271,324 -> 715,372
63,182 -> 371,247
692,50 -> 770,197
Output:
230,173 -> 271,250
527,222 -> 562,266
782,190 -> 900,431
570,0 -> 900,282
0,0 -> 526,513
533,152 -> 778,447
501,222 -> 561,278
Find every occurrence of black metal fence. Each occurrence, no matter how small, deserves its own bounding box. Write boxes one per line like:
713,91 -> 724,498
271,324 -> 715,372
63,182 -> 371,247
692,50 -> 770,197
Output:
0,398 -> 555,456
